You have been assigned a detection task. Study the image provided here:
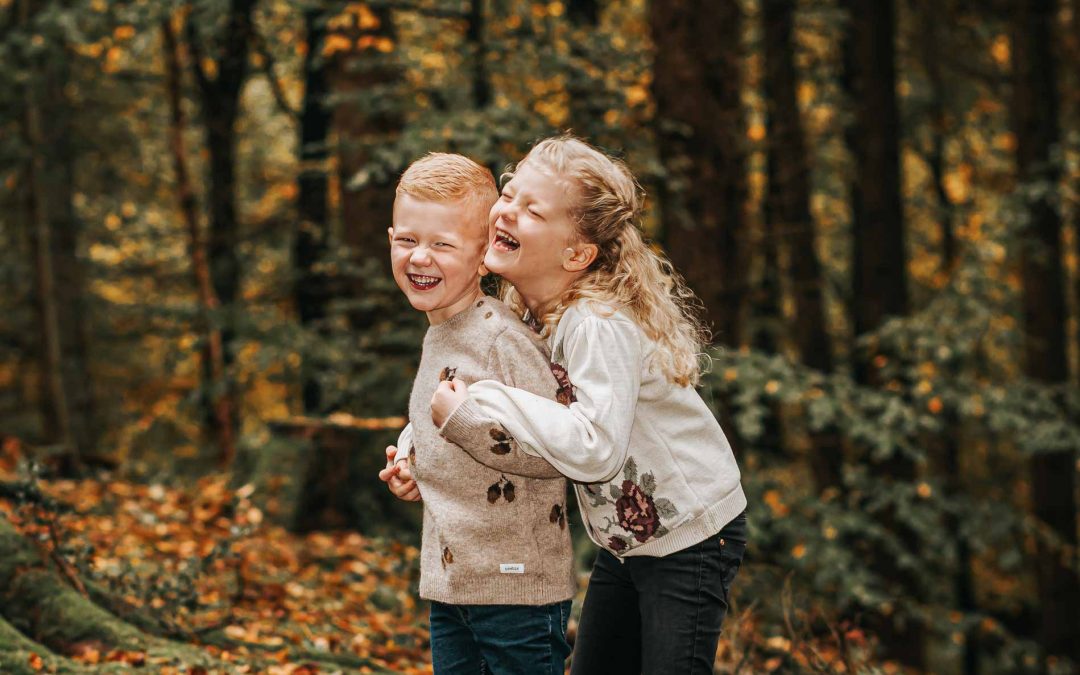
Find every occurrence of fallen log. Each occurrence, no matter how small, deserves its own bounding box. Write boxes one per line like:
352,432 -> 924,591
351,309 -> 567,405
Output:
0,516 -> 220,670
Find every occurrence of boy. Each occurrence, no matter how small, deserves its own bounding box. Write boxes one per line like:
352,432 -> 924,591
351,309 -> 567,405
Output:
377,153 -> 575,674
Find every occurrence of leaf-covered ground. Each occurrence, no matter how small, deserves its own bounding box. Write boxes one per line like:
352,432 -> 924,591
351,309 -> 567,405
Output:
0,470 -> 882,674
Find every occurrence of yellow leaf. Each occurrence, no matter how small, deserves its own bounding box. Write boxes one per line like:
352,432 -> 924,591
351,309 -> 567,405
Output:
356,5 -> 381,30
747,123 -> 766,142
990,35 -> 1009,66
113,25 -> 135,40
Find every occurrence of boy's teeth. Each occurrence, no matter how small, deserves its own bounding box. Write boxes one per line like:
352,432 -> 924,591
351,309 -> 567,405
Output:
408,274 -> 440,287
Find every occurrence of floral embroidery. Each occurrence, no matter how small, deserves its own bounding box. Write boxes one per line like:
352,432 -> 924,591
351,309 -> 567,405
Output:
489,428 -> 513,455
439,366 -> 457,382
441,546 -> 454,568
615,480 -> 660,543
486,475 -> 516,504
586,457 -> 679,549
550,362 -> 576,405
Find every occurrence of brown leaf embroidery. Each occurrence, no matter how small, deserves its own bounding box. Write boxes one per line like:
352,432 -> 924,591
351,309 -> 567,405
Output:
549,504 -> 566,529
487,482 -> 502,504
439,366 -> 457,382
441,546 -> 454,567
489,428 -> 512,455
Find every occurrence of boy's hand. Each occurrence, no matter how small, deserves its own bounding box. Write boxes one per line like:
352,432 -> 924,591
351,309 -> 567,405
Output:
378,445 -> 421,502
431,379 -> 469,428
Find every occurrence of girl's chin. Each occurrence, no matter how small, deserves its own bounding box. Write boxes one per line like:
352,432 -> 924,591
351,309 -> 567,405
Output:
484,252 -> 516,276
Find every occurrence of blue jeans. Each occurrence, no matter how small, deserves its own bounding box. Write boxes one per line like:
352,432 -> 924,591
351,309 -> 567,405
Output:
570,511 -> 748,675
429,600 -> 572,674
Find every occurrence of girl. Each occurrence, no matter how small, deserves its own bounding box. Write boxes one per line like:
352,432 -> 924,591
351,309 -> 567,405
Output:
431,135 -> 748,674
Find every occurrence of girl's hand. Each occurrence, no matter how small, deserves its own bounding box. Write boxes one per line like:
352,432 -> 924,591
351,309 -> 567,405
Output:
378,445 -> 421,502
431,379 -> 469,428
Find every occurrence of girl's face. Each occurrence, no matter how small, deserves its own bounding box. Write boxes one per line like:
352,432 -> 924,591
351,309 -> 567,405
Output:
485,162 -> 580,289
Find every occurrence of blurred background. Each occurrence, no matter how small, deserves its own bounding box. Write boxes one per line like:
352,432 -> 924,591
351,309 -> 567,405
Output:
1,0 -> 1078,673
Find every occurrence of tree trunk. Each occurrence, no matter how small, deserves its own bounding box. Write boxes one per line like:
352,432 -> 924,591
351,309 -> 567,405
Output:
467,0 -> 491,109
914,2 -> 978,672
294,9 -> 334,415
163,15 -> 236,464
1011,0 -> 1080,666
843,0 -> 922,666
650,0 -> 748,347
331,5 -> 403,330
565,0 -> 604,140
20,0 -> 98,472
187,0 -> 258,465
846,0 -> 908,359
761,0 -> 842,492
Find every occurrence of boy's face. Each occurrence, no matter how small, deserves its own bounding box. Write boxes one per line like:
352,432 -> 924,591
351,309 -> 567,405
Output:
389,194 -> 488,325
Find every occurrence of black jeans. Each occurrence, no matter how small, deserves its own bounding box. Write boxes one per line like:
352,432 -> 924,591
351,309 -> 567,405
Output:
570,512 -> 748,675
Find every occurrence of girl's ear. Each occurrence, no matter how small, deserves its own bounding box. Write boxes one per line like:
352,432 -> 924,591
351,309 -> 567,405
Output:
562,243 -> 598,272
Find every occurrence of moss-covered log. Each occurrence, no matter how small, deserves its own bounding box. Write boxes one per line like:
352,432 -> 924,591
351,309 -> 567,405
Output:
0,517 -> 220,670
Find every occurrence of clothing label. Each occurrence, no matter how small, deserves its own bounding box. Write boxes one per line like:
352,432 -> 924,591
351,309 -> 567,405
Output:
499,563 -> 525,574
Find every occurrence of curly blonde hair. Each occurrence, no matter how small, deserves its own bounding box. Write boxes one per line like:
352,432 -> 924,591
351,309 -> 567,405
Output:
500,135 -> 711,386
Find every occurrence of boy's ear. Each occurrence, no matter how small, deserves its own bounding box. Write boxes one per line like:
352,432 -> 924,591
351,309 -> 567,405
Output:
478,262 -> 490,277
562,243 -> 598,272
387,226 -> 394,246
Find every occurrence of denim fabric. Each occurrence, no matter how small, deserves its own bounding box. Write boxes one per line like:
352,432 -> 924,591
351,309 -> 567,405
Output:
430,599 -> 573,674
569,511 -> 748,675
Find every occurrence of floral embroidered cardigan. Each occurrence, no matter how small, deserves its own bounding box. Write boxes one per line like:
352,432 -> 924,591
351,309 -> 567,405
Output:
440,302 -> 748,558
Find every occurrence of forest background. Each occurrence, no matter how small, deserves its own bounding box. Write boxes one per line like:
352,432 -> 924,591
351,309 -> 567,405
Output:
1,0 -> 1079,673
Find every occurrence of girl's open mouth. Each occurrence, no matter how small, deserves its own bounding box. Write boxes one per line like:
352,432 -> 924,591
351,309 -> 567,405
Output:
407,274 -> 441,290
493,228 -> 520,252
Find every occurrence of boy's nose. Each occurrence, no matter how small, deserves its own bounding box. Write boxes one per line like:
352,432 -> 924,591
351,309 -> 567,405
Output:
410,248 -> 433,265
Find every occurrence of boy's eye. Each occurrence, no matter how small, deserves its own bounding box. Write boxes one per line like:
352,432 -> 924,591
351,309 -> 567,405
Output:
528,208 -> 543,218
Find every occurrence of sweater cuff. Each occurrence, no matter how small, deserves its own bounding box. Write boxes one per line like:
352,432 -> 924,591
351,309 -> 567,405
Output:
439,396 -> 489,447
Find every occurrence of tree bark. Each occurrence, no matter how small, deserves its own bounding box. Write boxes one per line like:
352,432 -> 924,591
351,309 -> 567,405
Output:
20,0 -> 99,472
761,0 -> 842,492
913,2 -> 978,672
293,8 -> 334,415
162,15 -> 236,464
843,0 -> 922,666
187,0 -> 258,465
331,5 -> 403,330
1011,0 -> 1080,665
650,0 -> 749,347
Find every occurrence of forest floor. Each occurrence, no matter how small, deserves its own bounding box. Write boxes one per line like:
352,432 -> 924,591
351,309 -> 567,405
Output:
0,461 -> 879,673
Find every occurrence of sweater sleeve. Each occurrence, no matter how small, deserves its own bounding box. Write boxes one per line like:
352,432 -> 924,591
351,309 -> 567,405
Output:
437,328 -> 565,479
393,423 -> 413,468
440,314 -> 640,483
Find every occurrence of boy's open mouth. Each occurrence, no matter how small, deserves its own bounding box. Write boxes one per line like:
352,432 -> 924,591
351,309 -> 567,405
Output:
407,273 -> 441,290
493,228 -> 520,252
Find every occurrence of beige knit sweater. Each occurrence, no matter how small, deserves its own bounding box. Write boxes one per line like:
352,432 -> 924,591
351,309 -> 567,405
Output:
404,297 -> 575,605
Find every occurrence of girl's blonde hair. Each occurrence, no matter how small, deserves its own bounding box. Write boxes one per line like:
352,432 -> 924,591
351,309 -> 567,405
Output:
500,135 -> 711,386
